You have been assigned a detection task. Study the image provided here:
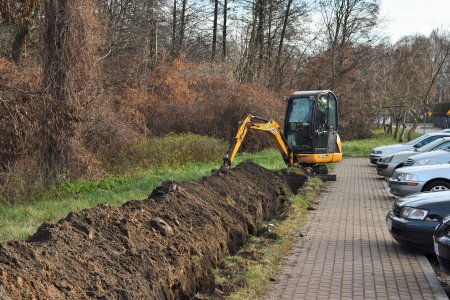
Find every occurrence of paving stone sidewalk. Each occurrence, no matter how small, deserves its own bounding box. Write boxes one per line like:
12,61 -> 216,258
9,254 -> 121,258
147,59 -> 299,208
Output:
266,157 -> 447,300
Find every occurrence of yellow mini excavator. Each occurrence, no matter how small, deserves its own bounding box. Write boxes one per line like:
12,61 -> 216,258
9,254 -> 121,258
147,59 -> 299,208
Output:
221,90 -> 342,178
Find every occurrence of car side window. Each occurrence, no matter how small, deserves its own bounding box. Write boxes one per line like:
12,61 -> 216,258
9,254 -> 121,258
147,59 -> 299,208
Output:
433,141 -> 450,150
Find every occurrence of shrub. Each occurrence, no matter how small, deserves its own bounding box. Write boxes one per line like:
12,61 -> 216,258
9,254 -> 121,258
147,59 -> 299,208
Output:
145,57 -> 286,152
98,133 -> 228,174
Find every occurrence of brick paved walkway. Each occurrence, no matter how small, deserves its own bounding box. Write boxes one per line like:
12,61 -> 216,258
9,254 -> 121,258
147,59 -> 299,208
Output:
266,157 -> 447,300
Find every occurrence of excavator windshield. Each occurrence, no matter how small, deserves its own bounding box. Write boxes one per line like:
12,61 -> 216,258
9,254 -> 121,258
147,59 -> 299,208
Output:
288,97 -> 312,124
285,97 -> 313,153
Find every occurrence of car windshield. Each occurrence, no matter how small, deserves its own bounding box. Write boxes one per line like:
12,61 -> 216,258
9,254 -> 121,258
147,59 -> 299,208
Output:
405,134 -> 429,146
416,138 -> 445,152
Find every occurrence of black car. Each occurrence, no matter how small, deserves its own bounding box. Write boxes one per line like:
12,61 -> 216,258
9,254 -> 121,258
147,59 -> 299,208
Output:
386,191 -> 450,253
434,215 -> 450,274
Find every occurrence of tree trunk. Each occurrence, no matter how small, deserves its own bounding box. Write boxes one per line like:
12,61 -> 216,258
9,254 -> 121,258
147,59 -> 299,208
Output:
179,0 -> 187,52
41,0 -> 97,184
408,119 -> 419,141
212,0 -> 218,59
399,117 -> 407,143
256,0 -> 265,78
42,0 -> 72,184
172,0 -> 177,55
222,0 -> 227,60
386,115 -> 393,135
393,118 -> 399,139
11,25 -> 29,64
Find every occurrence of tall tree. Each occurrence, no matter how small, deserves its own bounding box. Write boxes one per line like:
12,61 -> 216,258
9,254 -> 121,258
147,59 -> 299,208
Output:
41,0 -> 98,183
319,0 -> 380,88
270,0 -> 293,91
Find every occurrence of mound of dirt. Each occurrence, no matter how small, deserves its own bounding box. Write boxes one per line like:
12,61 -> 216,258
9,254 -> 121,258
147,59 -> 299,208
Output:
0,163 -> 305,299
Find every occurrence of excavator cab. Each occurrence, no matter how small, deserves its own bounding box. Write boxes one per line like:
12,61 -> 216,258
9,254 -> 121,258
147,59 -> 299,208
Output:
284,91 -> 340,161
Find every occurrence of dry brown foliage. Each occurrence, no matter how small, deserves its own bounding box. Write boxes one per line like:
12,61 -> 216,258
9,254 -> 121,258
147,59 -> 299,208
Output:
145,56 -> 285,151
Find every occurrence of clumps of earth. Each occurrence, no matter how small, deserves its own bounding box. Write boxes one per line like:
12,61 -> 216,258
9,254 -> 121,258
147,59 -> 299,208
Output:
0,162 -> 306,299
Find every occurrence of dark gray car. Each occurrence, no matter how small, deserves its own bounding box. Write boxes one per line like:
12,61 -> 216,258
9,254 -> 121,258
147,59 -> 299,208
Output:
387,190 -> 450,253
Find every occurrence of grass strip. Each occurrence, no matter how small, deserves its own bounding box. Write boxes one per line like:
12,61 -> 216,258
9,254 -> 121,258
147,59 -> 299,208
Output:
0,150 -> 285,243
342,128 -> 421,157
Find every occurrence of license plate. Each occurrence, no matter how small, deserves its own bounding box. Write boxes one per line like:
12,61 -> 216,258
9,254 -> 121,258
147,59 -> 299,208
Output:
434,241 -> 440,256
387,218 -> 392,231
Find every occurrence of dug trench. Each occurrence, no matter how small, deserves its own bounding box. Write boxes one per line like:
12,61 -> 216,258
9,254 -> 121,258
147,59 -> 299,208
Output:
0,162 -> 306,299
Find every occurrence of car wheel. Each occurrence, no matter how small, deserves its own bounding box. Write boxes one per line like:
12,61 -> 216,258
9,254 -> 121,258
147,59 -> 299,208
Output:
424,180 -> 450,192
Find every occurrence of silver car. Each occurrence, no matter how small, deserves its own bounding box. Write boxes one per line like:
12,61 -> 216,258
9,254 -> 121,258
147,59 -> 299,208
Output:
388,164 -> 450,197
370,132 -> 450,164
404,149 -> 450,167
376,138 -> 450,177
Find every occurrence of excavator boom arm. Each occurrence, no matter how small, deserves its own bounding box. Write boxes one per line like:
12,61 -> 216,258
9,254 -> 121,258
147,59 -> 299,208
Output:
222,114 -> 293,169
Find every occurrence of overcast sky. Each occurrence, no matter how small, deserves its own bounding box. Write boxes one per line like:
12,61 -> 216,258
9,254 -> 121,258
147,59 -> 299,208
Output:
380,0 -> 450,42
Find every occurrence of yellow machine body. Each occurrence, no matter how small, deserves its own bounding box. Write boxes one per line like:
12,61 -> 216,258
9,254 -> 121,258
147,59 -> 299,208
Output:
222,90 -> 342,174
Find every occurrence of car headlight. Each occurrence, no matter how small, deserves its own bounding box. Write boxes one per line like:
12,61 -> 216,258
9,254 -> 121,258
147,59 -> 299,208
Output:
380,155 -> 393,163
414,160 -> 430,166
372,150 -> 382,155
400,207 -> 429,220
396,172 -> 418,181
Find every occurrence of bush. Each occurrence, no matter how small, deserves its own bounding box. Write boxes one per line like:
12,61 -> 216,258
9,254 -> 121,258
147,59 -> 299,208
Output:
146,57 -> 286,152
98,134 -> 228,174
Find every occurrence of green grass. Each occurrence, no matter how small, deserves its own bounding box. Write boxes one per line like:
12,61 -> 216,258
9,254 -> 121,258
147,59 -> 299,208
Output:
0,150 -> 282,243
342,128 -> 422,157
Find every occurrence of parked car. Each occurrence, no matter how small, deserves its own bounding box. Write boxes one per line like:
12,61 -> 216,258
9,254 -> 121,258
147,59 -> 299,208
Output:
370,132 -> 450,164
439,129 -> 450,133
404,149 -> 450,167
376,137 -> 450,177
387,190 -> 450,253
434,215 -> 450,274
388,164 -> 450,197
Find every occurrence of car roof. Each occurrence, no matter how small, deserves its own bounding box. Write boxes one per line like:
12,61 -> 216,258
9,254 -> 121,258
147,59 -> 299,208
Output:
427,132 -> 450,136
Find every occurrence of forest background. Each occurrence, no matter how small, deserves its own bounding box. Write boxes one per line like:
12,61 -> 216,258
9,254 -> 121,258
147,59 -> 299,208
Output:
1,0 -> 449,203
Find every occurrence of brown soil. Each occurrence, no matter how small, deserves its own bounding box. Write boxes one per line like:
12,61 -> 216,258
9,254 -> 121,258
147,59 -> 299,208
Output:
0,162 -> 305,299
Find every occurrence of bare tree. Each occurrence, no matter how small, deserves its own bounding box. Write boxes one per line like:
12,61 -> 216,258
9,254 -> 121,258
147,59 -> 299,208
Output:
319,0 -> 380,88
41,0 -> 99,183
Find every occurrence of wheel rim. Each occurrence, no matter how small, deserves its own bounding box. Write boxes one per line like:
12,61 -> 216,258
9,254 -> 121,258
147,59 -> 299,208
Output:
430,185 -> 449,192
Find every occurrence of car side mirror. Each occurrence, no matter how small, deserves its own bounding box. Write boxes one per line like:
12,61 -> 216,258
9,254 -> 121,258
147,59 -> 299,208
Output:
283,96 -> 289,102
414,143 -> 422,148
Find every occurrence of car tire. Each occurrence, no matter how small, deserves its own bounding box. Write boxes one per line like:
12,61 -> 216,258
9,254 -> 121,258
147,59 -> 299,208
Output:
423,180 -> 450,192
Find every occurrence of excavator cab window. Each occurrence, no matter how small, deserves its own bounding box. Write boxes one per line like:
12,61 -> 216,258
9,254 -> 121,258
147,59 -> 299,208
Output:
285,97 -> 314,153
314,94 -> 329,152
